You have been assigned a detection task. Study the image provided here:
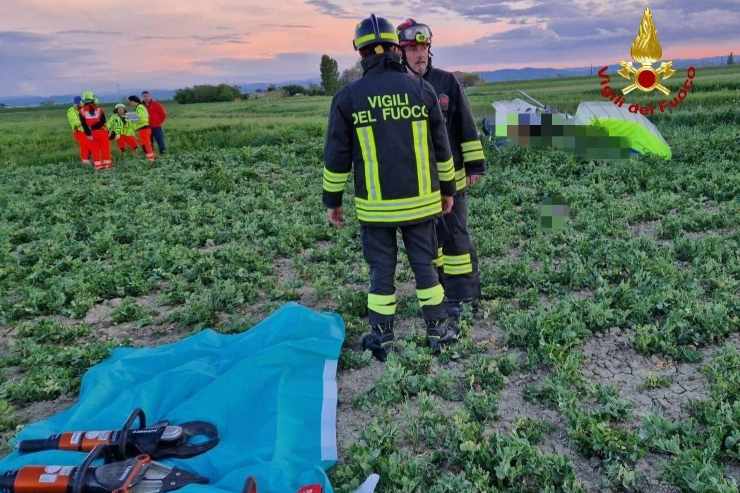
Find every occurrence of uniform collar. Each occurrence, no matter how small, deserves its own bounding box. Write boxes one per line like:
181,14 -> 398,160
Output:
362,52 -> 405,75
421,61 -> 434,79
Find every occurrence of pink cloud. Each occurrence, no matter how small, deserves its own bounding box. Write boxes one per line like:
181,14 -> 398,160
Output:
0,0 -> 737,96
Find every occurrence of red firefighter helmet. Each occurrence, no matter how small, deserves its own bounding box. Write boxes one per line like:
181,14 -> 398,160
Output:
397,18 -> 432,47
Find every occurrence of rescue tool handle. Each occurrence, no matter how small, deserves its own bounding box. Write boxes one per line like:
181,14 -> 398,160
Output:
72,445 -> 106,493
243,476 -> 258,493
0,473 -> 15,491
18,437 -> 59,453
155,421 -> 220,458
118,408 -> 146,459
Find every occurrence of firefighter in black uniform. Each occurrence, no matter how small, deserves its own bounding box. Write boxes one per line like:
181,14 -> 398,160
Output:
397,19 -> 485,319
323,14 -> 459,361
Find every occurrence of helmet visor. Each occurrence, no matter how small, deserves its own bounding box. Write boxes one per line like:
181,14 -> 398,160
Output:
399,24 -> 432,45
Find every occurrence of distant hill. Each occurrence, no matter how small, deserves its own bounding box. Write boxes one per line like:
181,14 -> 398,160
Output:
0,89 -> 177,108
0,82 -> 326,108
477,55 -> 731,83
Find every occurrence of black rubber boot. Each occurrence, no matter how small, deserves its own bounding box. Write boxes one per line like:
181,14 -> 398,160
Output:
470,298 -> 481,318
449,297 -> 482,320
445,298 -> 462,321
425,318 -> 460,352
361,321 -> 395,362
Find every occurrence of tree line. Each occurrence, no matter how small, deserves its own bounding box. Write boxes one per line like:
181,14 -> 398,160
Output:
174,84 -> 242,104
173,55 -> 484,104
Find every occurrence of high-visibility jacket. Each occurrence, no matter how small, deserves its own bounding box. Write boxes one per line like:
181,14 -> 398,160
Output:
322,52 -> 455,226
133,104 -> 150,130
79,104 -> 107,136
145,100 -> 167,127
67,105 -> 83,131
107,114 -> 136,138
423,66 -> 485,192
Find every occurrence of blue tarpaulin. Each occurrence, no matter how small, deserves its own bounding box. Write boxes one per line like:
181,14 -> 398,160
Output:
0,303 -> 345,493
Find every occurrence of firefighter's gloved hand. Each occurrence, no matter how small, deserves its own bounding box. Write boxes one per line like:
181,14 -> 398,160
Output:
467,174 -> 483,187
327,207 -> 343,228
442,196 -> 454,214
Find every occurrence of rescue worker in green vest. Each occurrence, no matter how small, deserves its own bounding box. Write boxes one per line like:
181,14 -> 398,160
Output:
323,14 -> 458,361
397,19 -> 485,318
67,96 -> 91,165
108,103 -> 138,156
127,95 -> 155,163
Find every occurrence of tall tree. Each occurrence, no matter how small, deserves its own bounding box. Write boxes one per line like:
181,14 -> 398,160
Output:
320,55 -> 340,95
339,60 -> 363,87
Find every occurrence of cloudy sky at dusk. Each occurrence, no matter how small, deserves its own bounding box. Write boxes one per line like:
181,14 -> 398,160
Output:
1,0 -> 738,96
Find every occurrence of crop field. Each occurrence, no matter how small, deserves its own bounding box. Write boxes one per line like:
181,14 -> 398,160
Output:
0,64 -> 738,492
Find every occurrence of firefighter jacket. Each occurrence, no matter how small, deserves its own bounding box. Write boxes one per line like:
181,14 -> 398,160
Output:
423,66 -> 485,192
67,106 -> 83,131
322,52 -> 456,227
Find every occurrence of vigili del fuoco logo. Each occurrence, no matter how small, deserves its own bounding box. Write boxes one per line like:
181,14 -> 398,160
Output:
598,7 -> 696,115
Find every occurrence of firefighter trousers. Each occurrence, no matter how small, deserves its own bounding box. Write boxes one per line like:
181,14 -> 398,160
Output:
361,219 -> 447,326
435,193 -> 481,304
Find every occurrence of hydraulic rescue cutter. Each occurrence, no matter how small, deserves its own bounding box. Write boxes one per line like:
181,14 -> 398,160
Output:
17,409 -> 219,461
0,444 -> 208,493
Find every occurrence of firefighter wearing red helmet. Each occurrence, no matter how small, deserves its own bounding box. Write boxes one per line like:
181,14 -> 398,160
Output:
398,18 -> 485,318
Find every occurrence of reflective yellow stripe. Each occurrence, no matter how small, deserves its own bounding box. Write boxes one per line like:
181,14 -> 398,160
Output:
354,33 -> 377,46
417,284 -> 444,307
455,168 -> 467,190
444,253 -> 473,275
323,167 -> 350,192
437,157 -> 455,181
356,201 -> 442,223
461,140 -> 483,152
357,126 -> 381,201
444,264 -> 474,275
412,120 -> 431,196
368,293 -> 397,315
355,31 -> 399,46
324,168 -> 350,181
355,190 -> 440,211
433,247 -> 444,267
463,150 -> 486,162
323,179 -> 346,192
445,253 -> 472,265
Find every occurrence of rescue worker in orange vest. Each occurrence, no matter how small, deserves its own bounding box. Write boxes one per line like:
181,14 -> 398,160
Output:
67,96 -> 91,165
108,104 -> 138,157
79,90 -> 112,170
398,19 -> 485,318
127,96 -> 155,163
